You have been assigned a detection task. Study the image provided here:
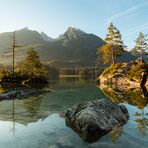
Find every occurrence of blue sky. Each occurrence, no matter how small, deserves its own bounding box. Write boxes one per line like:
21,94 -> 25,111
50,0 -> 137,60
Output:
0,0 -> 147,48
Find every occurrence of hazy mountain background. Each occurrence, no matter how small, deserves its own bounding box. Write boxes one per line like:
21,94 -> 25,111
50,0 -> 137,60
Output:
0,27 -> 143,68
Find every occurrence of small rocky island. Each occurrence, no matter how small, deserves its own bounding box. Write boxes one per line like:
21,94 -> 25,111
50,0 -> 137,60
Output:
65,99 -> 129,142
98,59 -> 148,89
0,48 -> 49,100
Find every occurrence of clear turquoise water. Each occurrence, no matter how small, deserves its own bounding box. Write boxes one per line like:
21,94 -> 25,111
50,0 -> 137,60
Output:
0,80 -> 147,148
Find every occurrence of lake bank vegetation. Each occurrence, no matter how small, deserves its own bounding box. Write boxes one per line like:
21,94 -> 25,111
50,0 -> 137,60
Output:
97,22 -> 148,87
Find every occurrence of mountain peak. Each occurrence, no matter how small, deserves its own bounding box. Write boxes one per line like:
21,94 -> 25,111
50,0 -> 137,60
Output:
41,31 -> 52,42
60,27 -> 87,40
17,27 -> 29,30
65,27 -> 86,35
66,27 -> 86,34
23,27 -> 29,30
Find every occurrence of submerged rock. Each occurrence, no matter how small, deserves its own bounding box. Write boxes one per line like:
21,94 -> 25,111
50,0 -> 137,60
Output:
0,88 -> 51,100
65,98 -> 129,142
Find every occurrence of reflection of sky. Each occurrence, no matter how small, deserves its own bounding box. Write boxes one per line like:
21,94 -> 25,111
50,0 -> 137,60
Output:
0,105 -> 147,148
125,104 -> 148,120
0,114 -> 66,148
0,80 -> 148,147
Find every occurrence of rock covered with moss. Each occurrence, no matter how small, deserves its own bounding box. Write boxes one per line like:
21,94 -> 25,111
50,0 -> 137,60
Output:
65,98 -> 129,142
98,59 -> 148,88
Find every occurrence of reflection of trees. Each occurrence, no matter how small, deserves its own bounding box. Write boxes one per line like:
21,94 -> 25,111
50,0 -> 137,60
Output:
100,87 -> 125,104
133,86 -> 148,137
100,85 -> 148,137
23,96 -> 43,117
108,127 -> 123,143
100,85 -> 148,109
126,87 -> 148,110
0,84 -> 29,94
0,85 -> 5,94
9,98 -> 16,136
135,118 -> 148,137
0,84 -> 13,94
0,82 -> 44,117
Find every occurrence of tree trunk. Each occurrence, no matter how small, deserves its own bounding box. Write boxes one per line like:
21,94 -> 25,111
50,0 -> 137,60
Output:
12,32 -> 15,76
140,72 -> 147,86
140,50 -> 143,63
111,45 -> 115,64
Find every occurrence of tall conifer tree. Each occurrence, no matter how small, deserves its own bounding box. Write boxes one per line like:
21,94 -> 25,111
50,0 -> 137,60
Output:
20,48 -> 46,77
133,32 -> 148,63
98,22 -> 124,65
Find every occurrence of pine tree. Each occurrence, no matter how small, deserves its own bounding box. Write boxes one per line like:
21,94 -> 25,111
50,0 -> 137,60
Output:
20,48 -> 46,77
102,22 -> 124,64
105,22 -> 124,46
133,32 -> 148,63
99,44 -> 123,64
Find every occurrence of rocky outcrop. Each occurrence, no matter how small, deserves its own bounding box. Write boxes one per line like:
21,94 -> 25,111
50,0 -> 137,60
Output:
98,60 -> 148,89
65,99 -> 129,142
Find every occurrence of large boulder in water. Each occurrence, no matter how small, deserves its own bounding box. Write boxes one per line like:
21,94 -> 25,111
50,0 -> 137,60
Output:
65,99 -> 129,142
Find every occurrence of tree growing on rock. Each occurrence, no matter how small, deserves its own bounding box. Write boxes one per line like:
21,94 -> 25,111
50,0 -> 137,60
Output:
98,22 -> 124,65
133,32 -> 148,63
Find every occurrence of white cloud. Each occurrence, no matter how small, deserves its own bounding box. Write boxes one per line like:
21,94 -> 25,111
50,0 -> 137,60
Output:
124,27 -> 148,36
106,2 -> 148,23
124,22 -> 148,36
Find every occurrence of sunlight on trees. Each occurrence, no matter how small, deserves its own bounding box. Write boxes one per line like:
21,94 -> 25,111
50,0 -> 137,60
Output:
98,22 -> 124,65
19,48 -> 46,78
133,32 -> 148,63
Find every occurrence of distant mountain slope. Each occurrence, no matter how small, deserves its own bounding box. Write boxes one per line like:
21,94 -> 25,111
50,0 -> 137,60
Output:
0,27 -> 105,67
0,27 -> 141,68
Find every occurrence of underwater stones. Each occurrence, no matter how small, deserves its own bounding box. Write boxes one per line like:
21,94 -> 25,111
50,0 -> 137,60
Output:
0,88 -> 51,100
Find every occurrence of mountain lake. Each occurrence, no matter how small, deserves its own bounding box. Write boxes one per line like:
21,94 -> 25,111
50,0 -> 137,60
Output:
0,79 -> 147,148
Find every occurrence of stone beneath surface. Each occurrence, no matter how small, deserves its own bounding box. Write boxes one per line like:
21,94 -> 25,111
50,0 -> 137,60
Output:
65,98 -> 129,142
0,88 -> 51,100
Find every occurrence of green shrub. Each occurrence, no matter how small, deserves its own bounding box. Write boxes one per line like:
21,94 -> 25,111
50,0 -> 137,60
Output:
102,63 -> 122,77
127,62 -> 148,81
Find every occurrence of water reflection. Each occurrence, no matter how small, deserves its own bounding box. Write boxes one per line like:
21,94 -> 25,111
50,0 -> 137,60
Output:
99,85 -> 148,108
10,98 -> 15,136
0,83 -> 50,125
23,96 -> 43,117
0,79 -> 99,125
108,127 -> 123,143
100,84 -> 148,139
0,80 -> 147,147
135,118 -> 148,137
